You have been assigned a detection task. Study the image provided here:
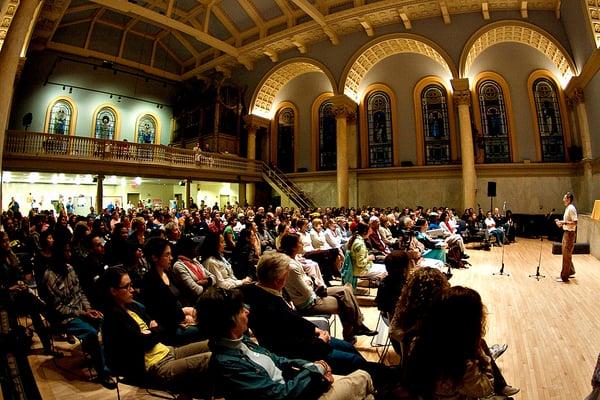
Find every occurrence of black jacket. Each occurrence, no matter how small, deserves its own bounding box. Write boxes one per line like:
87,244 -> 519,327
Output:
140,268 -> 185,344
102,301 -> 164,383
240,284 -> 331,361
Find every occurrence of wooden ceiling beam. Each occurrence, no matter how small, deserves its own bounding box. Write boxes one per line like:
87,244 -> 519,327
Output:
290,0 -> 339,44
274,0 -> 294,27
238,0 -> 266,37
47,41 -> 182,81
439,1 -> 451,24
481,2 -> 490,20
89,0 -> 239,57
399,12 -> 411,30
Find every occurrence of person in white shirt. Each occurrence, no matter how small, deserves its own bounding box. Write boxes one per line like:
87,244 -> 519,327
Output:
555,191 -> 577,282
484,211 -> 505,246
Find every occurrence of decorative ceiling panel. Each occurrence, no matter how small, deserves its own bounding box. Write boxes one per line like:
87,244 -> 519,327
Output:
220,0 -> 256,32
464,25 -> 574,81
100,9 -> 131,26
88,23 -> 122,55
344,37 -> 452,101
252,62 -> 323,117
60,9 -> 98,24
254,1 -> 284,20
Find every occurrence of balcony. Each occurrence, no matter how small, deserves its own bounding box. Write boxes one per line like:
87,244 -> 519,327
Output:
3,131 -> 262,182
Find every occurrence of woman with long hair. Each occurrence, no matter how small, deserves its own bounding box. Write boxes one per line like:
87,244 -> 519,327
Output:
100,266 -> 211,394
347,222 -> 387,281
405,286 -> 491,399
140,237 -> 202,345
201,233 -> 251,289
231,227 -> 259,281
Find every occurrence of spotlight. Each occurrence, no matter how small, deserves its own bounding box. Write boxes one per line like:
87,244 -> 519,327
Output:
178,180 -> 185,186
117,96 -> 122,102
69,87 -> 73,93
156,104 -> 160,108
62,85 -> 65,90
110,94 -> 113,99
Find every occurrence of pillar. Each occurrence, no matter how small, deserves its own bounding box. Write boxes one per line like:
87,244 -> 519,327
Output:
0,0 -> 42,207
451,79 -> 478,210
185,179 -> 191,209
95,174 -> 105,213
245,121 -> 258,206
572,88 -> 593,212
331,95 -> 356,209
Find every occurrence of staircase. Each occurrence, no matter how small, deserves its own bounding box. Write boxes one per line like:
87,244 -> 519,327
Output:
262,163 -> 315,209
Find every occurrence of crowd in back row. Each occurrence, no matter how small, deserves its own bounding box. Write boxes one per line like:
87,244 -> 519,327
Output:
0,201 -> 519,399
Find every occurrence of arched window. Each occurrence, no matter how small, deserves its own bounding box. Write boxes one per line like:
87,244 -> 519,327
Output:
94,107 -> 117,140
533,78 -> 565,162
277,107 -> 295,173
318,100 -> 336,170
477,80 -> 511,163
421,84 -> 450,165
366,91 -> 393,168
48,100 -> 73,135
136,114 -> 158,144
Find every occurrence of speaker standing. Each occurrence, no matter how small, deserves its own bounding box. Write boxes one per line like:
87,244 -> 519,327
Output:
554,192 -> 577,283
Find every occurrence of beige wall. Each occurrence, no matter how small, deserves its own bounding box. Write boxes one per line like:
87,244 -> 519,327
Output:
291,164 -> 579,213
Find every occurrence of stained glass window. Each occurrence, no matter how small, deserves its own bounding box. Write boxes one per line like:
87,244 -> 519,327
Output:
367,91 -> 393,168
421,84 -> 450,165
94,107 -> 117,140
137,114 -> 157,144
48,100 -> 73,135
478,80 -> 511,163
277,107 -> 295,173
533,78 -> 565,162
318,100 -> 337,170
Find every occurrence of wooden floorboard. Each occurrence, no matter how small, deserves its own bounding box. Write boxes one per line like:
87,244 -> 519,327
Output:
29,238 -> 600,399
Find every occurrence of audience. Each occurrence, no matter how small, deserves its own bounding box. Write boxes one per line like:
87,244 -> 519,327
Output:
0,199 -> 524,397
197,287 -> 376,400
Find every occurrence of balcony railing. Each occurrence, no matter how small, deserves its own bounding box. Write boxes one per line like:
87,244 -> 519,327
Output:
4,131 -> 262,175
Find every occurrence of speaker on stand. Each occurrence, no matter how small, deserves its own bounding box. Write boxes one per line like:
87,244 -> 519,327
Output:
487,181 -> 496,211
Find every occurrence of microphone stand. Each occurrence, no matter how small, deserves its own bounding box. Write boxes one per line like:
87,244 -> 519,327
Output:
529,208 -> 554,280
493,202 -> 509,276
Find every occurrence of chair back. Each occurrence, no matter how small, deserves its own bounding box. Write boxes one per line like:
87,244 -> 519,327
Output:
340,251 -> 357,288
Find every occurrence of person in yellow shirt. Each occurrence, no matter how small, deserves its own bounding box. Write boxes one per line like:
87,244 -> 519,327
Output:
100,266 -> 211,395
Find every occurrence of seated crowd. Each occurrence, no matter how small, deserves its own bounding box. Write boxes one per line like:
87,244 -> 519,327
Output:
0,201 -> 518,398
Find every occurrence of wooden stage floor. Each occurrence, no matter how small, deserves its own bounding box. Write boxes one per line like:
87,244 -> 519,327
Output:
28,238 -> 600,399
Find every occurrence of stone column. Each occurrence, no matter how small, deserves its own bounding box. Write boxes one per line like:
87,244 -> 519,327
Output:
451,79 -> 477,210
243,115 -> 270,207
330,95 -> 356,209
0,0 -> 42,206
95,174 -> 105,213
572,88 -> 593,212
185,179 -> 191,209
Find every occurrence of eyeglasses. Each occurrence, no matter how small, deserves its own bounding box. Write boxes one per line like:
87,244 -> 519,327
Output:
117,282 -> 133,290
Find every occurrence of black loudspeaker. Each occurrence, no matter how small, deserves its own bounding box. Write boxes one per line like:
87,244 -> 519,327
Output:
487,181 -> 497,197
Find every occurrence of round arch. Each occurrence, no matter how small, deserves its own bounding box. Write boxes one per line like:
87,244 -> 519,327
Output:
460,21 -> 577,86
91,104 -> 121,140
413,76 -> 458,166
250,58 -> 337,119
340,33 -> 458,103
526,69 -> 572,162
44,96 -> 78,136
471,71 -> 518,163
134,112 -> 161,144
310,92 -> 335,171
270,101 -> 300,172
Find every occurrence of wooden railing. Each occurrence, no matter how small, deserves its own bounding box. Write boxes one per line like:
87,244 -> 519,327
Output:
4,130 -> 263,175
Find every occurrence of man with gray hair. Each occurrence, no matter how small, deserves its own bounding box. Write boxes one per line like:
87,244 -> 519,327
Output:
241,252 -> 371,375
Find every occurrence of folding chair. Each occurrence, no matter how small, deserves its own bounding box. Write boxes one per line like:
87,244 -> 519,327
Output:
370,312 -> 391,364
341,251 -> 380,297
